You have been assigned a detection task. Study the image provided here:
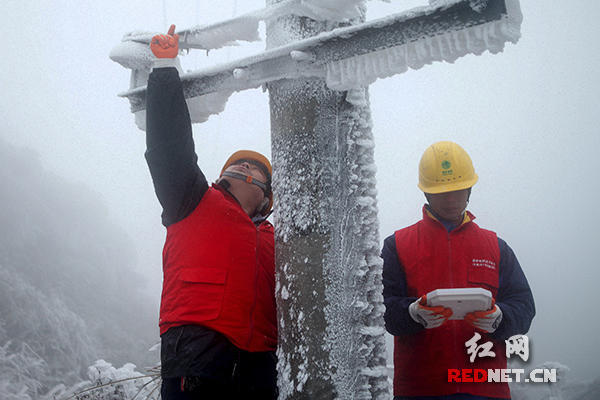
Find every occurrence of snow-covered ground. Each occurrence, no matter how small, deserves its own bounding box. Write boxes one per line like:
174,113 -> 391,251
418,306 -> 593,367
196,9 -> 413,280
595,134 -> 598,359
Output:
2,0 -> 600,398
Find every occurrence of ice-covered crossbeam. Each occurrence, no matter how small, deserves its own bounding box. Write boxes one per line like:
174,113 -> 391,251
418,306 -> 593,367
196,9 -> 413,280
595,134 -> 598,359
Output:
120,0 -> 521,113
118,0 -> 365,52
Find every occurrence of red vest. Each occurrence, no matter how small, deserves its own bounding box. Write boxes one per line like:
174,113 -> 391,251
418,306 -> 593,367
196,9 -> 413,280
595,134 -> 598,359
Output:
159,185 -> 277,352
393,207 -> 509,398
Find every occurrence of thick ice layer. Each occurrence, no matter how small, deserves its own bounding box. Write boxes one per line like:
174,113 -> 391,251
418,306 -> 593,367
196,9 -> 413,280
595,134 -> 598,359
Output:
321,87 -> 390,399
109,32 -> 156,71
270,77 -> 389,399
110,0 -> 368,69
430,0 -> 492,13
182,14 -> 261,50
326,0 -> 522,90
132,90 -> 233,131
289,0 -> 366,21
115,0 -> 522,125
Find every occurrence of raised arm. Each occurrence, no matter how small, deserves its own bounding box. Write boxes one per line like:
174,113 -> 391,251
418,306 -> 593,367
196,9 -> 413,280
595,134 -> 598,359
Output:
145,25 -> 208,227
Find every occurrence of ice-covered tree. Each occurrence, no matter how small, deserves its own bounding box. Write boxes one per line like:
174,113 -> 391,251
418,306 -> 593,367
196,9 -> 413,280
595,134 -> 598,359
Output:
0,137 -> 158,397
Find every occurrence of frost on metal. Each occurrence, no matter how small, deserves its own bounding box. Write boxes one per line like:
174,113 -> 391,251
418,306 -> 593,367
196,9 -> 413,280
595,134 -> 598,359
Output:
109,32 -> 156,71
128,89 -> 232,131
430,0 -> 489,12
111,0 -> 521,129
183,15 -> 261,49
290,0 -> 366,21
326,0 -> 522,90
110,0 -> 367,63
109,31 -> 234,131
322,87 -> 390,399
271,80 -> 389,400
269,4 -> 389,398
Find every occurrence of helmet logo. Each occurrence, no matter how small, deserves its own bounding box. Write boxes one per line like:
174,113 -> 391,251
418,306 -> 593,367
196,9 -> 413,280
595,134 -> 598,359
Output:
441,160 -> 453,176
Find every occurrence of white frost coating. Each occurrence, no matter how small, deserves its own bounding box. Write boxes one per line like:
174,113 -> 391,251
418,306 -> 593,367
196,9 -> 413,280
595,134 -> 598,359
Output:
111,0 -> 368,67
429,0 -> 463,7
187,90 -> 232,119
290,50 -> 316,62
183,14 -> 261,49
353,300 -> 369,311
281,285 -> 290,300
320,86 -> 390,399
295,345 -> 309,392
326,0 -> 523,90
271,81 -> 389,398
356,139 -> 375,149
116,1 -> 522,120
429,0 -> 490,13
360,326 -> 386,336
277,346 -> 293,399
263,0 -> 367,22
232,68 -> 248,80
359,366 -> 389,377
134,110 -> 146,131
345,88 -> 368,106
109,33 -> 155,71
290,0 -> 365,21
132,90 -> 233,131
468,0 -> 491,13
357,196 -> 375,207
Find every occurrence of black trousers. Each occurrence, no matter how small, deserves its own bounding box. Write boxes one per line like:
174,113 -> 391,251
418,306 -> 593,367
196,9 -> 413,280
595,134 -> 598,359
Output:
160,326 -> 277,400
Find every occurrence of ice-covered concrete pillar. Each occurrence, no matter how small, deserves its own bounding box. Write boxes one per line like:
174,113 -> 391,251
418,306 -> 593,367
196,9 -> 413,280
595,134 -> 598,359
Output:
266,3 -> 390,399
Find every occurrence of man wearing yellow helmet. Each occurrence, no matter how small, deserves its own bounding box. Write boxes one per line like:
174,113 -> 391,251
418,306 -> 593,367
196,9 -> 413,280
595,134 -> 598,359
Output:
145,26 -> 277,399
382,141 -> 535,400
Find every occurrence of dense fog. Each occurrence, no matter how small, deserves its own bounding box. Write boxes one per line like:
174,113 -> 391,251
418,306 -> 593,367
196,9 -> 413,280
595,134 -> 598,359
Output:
0,137 -> 157,396
1,0 -> 599,398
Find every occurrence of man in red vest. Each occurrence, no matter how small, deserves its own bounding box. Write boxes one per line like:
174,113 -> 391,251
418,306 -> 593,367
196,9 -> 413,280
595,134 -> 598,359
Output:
146,26 -> 277,399
382,141 -> 535,400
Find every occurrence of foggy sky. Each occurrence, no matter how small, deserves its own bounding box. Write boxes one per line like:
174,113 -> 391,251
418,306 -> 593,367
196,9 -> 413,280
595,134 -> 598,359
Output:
2,0 -> 599,381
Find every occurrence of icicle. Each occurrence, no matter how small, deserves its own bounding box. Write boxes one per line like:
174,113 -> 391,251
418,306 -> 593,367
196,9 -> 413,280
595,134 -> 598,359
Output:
325,0 -> 522,91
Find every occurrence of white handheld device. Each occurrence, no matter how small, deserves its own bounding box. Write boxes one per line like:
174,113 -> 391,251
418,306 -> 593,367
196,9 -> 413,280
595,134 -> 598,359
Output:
426,288 -> 492,320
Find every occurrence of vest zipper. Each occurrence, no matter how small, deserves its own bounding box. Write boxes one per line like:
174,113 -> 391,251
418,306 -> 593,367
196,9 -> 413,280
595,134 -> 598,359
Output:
246,227 -> 261,348
448,230 -> 460,393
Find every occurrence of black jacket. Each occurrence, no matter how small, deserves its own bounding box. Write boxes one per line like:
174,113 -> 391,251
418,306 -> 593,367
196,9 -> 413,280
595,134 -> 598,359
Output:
145,68 -> 276,391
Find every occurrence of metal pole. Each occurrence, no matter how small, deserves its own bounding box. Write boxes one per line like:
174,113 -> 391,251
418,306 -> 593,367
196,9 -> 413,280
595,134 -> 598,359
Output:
266,3 -> 389,398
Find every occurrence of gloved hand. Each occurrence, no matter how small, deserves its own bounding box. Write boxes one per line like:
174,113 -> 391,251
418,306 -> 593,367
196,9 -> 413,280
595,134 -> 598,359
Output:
150,24 -> 179,59
464,300 -> 503,333
408,295 -> 453,329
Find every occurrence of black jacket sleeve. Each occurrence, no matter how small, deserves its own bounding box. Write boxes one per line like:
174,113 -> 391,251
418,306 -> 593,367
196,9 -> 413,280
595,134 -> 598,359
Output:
381,234 -> 424,336
491,238 -> 536,340
145,67 -> 209,227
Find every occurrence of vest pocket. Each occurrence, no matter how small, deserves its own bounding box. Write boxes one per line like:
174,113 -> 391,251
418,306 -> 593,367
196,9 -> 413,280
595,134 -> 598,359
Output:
467,264 -> 499,298
178,267 -> 228,321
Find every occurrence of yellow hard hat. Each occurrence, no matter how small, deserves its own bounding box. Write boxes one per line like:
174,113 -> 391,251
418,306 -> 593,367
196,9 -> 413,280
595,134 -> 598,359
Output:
418,141 -> 478,194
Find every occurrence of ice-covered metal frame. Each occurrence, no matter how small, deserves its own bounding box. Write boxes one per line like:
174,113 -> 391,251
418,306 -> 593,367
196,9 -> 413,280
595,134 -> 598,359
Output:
114,0 -> 521,114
